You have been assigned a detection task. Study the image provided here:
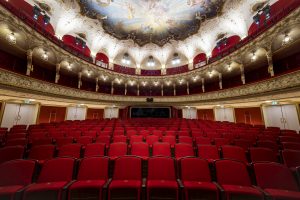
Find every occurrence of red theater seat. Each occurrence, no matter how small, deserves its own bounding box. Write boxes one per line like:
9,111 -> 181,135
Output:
113,135 -> 127,143
68,157 -> 109,200
84,143 -> 105,157
180,158 -> 218,200
257,140 -> 279,152
221,146 -> 248,163
0,146 -> 24,164
249,147 -> 277,163
178,136 -> 193,145
197,145 -> 220,162
28,145 -> 55,163
146,135 -> 160,145
253,162 -> 300,200
58,144 -> 82,158
130,142 -> 149,160
282,150 -> 300,168
108,142 -> 127,160
0,160 -> 36,200
162,136 -> 176,146
31,138 -> 53,146
55,137 -> 74,147
214,138 -> 231,147
5,138 -> 27,147
23,158 -> 75,200
233,139 -> 252,151
195,137 -> 212,145
282,142 -> 300,151
96,135 -> 111,146
130,135 -> 144,144
152,142 -> 171,157
215,160 -> 263,200
174,143 -> 194,159
75,136 -> 93,146
109,156 -> 142,200
147,157 -> 178,200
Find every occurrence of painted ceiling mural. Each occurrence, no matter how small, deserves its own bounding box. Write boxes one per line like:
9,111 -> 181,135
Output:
78,0 -> 225,46
23,0 -> 277,68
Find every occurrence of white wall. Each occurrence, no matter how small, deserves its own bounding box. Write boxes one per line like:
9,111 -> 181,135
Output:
1,103 -> 38,129
263,105 -> 300,131
214,107 -> 235,122
66,106 -> 87,120
182,107 -> 197,119
104,107 -> 119,119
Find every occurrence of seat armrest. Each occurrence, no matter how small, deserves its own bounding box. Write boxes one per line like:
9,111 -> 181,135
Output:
252,185 -> 270,198
63,180 -> 76,190
142,178 -> 147,188
213,182 -> 224,192
177,179 -> 184,189
103,178 -> 112,189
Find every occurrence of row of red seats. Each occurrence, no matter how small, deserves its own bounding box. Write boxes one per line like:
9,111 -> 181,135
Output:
0,156 -> 299,200
1,144 -> 299,169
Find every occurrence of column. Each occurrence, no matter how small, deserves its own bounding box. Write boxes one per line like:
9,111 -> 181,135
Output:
136,68 -> 141,75
55,63 -> 61,83
111,81 -> 114,95
188,62 -> 193,70
266,51 -> 274,77
173,83 -> 176,96
240,64 -> 246,84
219,73 -> 222,90
161,67 -> 166,75
137,83 -> 140,96
78,72 -> 82,89
95,77 -> 99,92
108,62 -> 114,70
26,49 -> 33,76
124,83 -> 127,95
186,81 -> 190,95
161,84 -> 164,96
201,78 -> 205,93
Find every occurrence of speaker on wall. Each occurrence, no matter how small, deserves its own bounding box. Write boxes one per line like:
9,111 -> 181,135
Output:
146,98 -> 153,102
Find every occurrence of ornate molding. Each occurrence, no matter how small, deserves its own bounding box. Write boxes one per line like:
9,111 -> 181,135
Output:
0,68 -> 300,104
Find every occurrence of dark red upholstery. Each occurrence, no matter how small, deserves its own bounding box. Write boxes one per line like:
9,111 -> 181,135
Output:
152,143 -> 171,157
0,146 -> 24,164
146,135 -> 159,145
221,146 -> 248,163
214,138 -> 230,147
197,145 -> 219,162
233,139 -> 252,151
75,136 -> 93,146
23,158 -> 75,200
108,142 -> 127,160
257,140 -> 279,152
180,158 -> 218,200
282,142 -> 300,151
28,145 -> 55,163
178,136 -> 193,144
109,156 -> 142,200
96,135 -> 111,146
195,137 -> 212,145
215,160 -> 263,200
55,137 -> 74,147
130,142 -> 149,160
5,138 -> 27,146
68,157 -> 109,200
130,135 -> 144,144
249,147 -> 277,163
253,162 -> 300,200
147,157 -> 178,200
174,143 -> 194,159
84,143 -> 105,157
113,135 -> 127,143
0,160 -> 36,200
162,136 -> 176,146
282,150 -> 300,168
58,144 -> 82,158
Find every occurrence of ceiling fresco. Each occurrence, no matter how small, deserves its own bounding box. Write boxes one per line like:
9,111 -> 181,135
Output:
78,0 -> 225,46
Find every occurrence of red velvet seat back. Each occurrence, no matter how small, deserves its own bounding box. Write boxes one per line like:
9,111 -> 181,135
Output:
29,145 -> 55,160
58,144 -> 82,158
221,146 -> 247,163
0,160 -> 35,186
152,143 -> 171,157
148,157 -> 175,180
84,143 -> 105,157
282,149 -> 300,168
37,158 -> 75,183
175,143 -> 194,158
180,158 -> 211,182
131,143 -> 149,157
249,147 -> 277,163
197,145 -> 219,160
77,157 -> 108,180
253,162 -> 299,191
113,156 -> 142,180
215,160 -> 251,186
108,142 -> 127,157
0,146 -> 24,164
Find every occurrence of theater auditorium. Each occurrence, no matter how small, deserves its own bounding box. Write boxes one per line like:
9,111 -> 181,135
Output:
0,0 -> 300,200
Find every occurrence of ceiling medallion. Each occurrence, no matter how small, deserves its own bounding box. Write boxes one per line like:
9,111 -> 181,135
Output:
78,0 -> 225,47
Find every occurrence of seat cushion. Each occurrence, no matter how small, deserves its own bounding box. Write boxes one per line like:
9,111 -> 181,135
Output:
25,182 -> 68,192
183,181 -> 217,191
147,180 -> 178,189
109,180 -> 141,189
222,185 -> 263,197
0,185 -> 23,195
69,180 -> 106,190
265,188 -> 300,200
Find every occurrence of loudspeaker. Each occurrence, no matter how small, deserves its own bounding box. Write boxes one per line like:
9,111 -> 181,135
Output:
146,98 -> 153,102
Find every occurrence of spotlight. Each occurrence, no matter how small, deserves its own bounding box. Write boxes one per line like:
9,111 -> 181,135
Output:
282,33 -> 292,46
43,15 -> 50,25
251,52 -> 256,62
33,6 -> 41,20
147,56 -> 155,67
172,53 -> 180,65
253,14 -> 260,25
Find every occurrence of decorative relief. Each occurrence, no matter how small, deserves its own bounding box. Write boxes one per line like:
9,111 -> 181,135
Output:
0,69 -> 300,104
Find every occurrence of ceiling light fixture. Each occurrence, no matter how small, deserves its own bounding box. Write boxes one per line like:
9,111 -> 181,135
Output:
282,33 -> 292,46
209,71 -> 213,78
122,53 -> 130,65
41,51 -> 48,61
251,52 -> 256,62
172,53 -> 180,65
227,63 -> 231,71
147,56 -> 155,67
